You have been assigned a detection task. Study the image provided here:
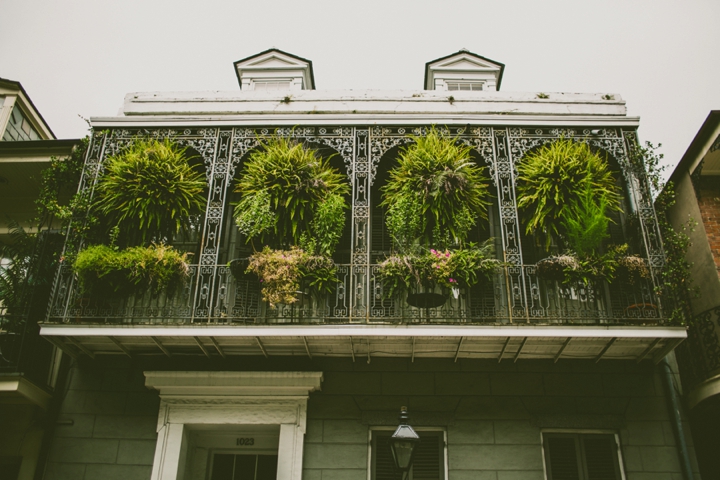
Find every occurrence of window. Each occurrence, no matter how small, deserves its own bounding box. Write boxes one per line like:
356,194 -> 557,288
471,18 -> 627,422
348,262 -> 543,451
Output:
251,80 -> 292,91
446,82 -> 483,91
2,105 -> 41,141
210,453 -> 278,480
543,432 -> 623,480
371,430 -> 446,480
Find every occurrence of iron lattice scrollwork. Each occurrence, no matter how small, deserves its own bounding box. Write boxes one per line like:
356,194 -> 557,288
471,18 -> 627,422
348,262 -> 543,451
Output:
47,125 -> 665,326
677,307 -> 720,391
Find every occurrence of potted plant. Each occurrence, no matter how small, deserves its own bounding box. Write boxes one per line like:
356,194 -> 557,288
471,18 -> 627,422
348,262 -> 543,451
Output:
378,128 -> 497,306
516,138 -> 620,251
378,240 -> 500,308
517,139 -> 634,286
73,243 -> 190,298
71,138 -> 204,299
92,138 -> 207,247
232,137 -> 349,307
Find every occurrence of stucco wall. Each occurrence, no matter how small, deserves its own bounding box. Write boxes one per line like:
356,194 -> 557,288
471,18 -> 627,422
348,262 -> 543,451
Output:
667,171 -> 720,316
41,356 -> 700,480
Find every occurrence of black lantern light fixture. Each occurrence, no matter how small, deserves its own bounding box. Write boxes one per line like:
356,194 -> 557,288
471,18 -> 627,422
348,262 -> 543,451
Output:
389,406 -> 420,478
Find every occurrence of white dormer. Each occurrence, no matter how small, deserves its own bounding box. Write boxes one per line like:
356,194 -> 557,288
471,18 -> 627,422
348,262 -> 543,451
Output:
233,49 -> 315,91
424,50 -> 505,91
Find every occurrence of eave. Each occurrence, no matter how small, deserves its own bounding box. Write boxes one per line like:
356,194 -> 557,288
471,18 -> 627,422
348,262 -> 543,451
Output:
40,324 -> 685,364
91,114 -> 639,129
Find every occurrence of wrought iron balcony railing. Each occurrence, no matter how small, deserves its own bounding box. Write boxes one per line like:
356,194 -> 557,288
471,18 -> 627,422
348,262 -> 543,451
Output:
45,262 -> 662,327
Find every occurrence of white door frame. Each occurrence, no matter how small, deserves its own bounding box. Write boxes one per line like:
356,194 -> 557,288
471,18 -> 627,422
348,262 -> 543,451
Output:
144,371 -> 323,480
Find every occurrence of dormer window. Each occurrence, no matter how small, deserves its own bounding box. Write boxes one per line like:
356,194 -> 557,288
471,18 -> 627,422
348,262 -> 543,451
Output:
233,49 -> 315,91
446,81 -> 485,91
251,79 -> 293,91
425,50 -> 504,91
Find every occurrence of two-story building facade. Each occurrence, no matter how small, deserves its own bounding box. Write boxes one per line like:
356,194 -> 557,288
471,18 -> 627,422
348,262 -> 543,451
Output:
36,50 -> 699,480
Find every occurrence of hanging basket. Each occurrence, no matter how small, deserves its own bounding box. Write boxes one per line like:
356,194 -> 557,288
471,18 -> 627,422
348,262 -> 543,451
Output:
536,255 -> 579,283
406,286 -> 448,309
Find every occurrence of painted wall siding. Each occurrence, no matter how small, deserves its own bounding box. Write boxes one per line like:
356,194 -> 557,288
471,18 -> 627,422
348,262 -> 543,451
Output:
42,356 -> 700,480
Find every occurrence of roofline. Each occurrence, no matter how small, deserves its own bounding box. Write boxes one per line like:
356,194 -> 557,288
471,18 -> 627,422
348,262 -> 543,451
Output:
0,138 -> 82,154
232,48 -> 316,90
667,110 -> 720,184
0,77 -> 56,139
424,50 -> 506,90
90,114 -> 639,129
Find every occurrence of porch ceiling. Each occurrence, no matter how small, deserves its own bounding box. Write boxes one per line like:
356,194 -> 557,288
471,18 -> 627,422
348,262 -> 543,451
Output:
39,324 -> 686,364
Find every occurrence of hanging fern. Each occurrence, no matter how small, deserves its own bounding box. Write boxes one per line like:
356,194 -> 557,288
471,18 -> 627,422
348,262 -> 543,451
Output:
516,139 -> 620,251
93,139 -> 206,247
233,137 -> 349,254
381,128 -> 491,249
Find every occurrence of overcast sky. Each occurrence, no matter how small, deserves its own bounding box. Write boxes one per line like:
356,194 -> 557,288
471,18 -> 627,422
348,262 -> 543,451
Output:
2,0 -> 718,177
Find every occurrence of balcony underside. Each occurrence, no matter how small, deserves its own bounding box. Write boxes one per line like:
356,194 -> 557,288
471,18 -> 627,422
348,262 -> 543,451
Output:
39,324 -> 685,364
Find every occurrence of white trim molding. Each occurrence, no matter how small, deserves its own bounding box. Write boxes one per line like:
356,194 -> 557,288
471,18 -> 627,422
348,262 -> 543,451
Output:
145,371 -> 323,480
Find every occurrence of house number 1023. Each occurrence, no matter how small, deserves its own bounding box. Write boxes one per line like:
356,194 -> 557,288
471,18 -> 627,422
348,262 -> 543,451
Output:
236,438 -> 255,446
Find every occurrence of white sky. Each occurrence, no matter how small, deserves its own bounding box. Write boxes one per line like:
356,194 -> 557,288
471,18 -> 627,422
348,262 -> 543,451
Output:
2,0 -> 719,177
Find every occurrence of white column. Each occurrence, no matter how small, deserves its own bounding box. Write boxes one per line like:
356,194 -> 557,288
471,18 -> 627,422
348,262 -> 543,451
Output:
277,423 -> 305,480
151,423 -> 188,480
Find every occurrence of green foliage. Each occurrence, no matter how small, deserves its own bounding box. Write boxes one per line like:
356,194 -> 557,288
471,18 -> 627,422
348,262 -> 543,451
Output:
299,194 -> 347,256
93,138 -> 206,247
381,128 -> 491,249
561,182 -> 611,256
36,137 -> 88,228
0,223 -> 37,325
245,246 -> 336,307
517,139 -> 620,250
234,190 -> 276,241
378,240 -> 501,297
383,194 -> 424,250
72,243 -> 190,298
536,244 -> 649,287
655,182 -> 697,324
233,137 -> 349,253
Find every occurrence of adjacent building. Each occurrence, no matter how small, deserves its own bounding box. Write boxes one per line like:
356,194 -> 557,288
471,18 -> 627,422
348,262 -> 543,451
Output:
32,50 -> 701,480
0,77 -> 80,480
665,111 -> 720,479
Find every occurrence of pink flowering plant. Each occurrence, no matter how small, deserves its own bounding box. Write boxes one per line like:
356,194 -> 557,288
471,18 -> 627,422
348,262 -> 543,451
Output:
378,240 -> 501,297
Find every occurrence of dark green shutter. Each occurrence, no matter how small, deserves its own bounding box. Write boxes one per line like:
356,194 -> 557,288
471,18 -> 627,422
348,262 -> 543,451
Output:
372,431 -> 444,480
544,433 -> 621,480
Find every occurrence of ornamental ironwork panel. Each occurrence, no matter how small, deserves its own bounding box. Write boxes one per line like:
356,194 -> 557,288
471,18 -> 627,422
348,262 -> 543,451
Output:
46,123 -> 665,327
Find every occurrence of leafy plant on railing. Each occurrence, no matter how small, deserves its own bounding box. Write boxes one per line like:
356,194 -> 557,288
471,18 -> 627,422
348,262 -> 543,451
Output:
232,136 -> 350,306
517,139 -> 620,251
378,129 -> 497,304
93,138 -> 206,247
517,139 -> 648,287
246,246 -> 335,307
71,138 -> 202,299
378,240 -> 501,298
73,243 -> 190,298
381,128 -> 490,249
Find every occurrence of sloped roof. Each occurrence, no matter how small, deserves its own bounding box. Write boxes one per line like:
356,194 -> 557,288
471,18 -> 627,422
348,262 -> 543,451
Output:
233,48 -> 315,90
424,50 -> 505,90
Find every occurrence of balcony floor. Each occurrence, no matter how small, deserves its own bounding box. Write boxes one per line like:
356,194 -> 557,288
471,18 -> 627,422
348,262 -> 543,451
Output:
39,324 -> 686,364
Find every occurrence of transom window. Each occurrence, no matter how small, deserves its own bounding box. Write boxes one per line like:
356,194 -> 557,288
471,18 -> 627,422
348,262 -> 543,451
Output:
542,432 -> 623,480
210,453 -> 278,480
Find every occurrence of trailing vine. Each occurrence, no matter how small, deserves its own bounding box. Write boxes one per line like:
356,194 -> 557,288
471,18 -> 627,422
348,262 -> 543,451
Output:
636,141 -> 698,325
